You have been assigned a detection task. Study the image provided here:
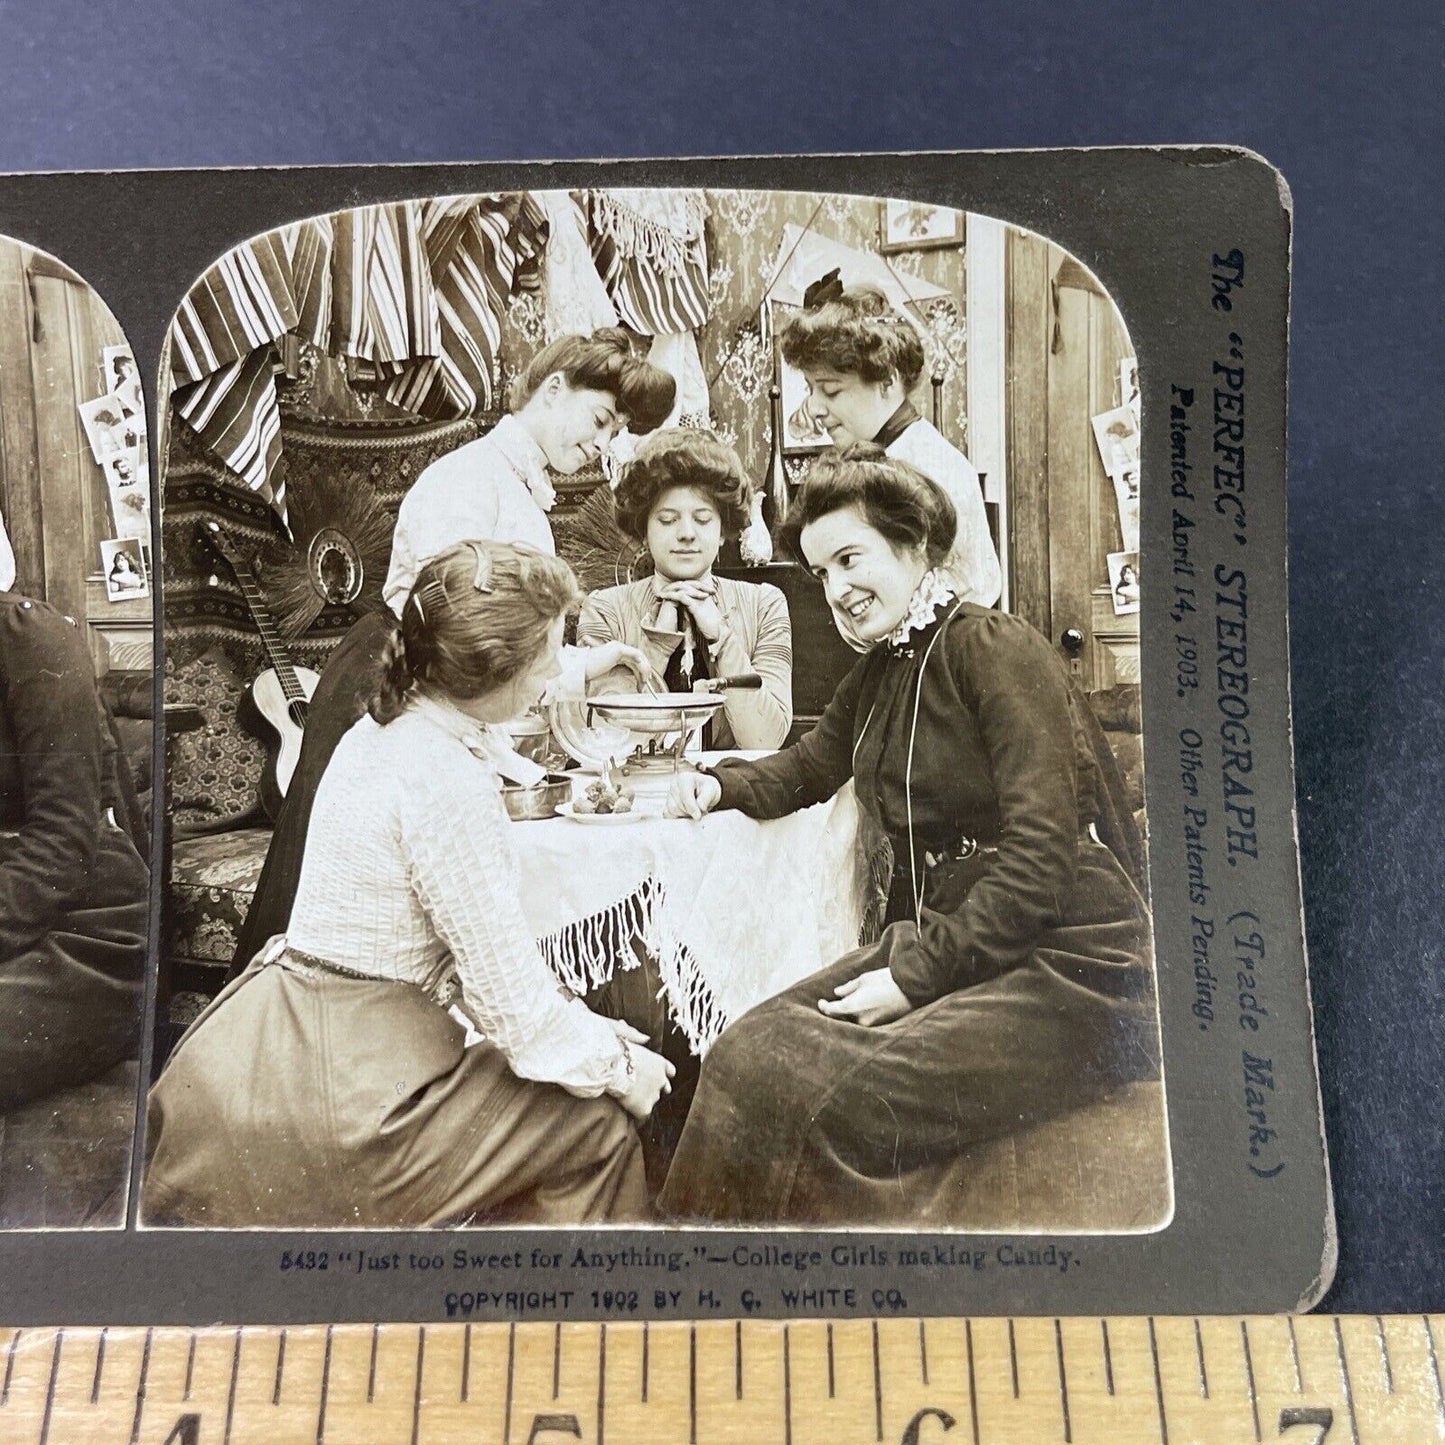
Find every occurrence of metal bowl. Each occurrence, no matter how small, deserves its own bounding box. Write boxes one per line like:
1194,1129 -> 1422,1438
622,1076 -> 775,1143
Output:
501,714 -> 551,764
499,772 -> 573,822
586,692 -> 726,735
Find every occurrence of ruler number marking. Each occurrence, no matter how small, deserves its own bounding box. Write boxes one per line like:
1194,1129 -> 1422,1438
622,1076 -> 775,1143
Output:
902,1407 -> 958,1443
526,1414 -> 581,1443
1278,1406 -> 1334,1442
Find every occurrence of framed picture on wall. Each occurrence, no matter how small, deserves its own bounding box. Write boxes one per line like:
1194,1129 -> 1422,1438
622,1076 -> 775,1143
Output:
771,302 -> 832,456
878,199 -> 965,253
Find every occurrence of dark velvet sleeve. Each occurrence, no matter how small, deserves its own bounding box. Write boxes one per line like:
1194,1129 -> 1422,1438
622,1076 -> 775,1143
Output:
709,649 -> 877,820
884,614 -> 1083,1006
0,603 -> 105,958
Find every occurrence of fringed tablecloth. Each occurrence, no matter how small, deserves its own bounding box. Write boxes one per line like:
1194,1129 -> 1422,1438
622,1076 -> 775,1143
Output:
518,780 -> 872,1055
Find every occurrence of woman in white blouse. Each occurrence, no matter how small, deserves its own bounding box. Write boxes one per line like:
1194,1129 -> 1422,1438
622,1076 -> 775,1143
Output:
781,281 -> 1002,629
233,328 -> 675,968
145,541 -> 674,1228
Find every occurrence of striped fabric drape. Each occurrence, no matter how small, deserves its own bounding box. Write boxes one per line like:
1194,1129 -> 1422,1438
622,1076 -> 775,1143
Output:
588,189 -> 711,336
169,194 -> 546,528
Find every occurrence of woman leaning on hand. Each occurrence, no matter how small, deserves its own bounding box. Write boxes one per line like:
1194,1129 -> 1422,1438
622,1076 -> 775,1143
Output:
577,427 -> 792,750
145,542 -> 674,1228
657,449 -> 1159,1225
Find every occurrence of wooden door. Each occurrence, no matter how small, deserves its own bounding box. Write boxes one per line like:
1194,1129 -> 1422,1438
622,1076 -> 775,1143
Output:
1005,229 -> 1139,690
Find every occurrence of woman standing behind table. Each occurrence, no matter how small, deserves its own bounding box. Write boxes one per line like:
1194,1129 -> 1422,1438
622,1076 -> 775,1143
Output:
577,428 -> 793,750
0,593 -> 147,1108
658,451 -> 1159,1224
782,281 -> 1002,622
145,542 -> 674,1227
231,328 -> 675,971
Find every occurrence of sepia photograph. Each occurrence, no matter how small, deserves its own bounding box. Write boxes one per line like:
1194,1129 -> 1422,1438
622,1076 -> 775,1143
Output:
142,185 -> 1167,1236
0,237 -> 152,1229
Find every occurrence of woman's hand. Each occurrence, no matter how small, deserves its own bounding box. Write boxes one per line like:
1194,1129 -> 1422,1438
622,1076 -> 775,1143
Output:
665,771 -> 722,819
582,640 -> 660,689
615,1040 -> 675,1121
818,967 -> 914,1027
656,580 -> 723,644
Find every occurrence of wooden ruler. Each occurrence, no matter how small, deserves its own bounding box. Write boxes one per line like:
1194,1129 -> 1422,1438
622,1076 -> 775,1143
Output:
1,1316 -> 1441,1443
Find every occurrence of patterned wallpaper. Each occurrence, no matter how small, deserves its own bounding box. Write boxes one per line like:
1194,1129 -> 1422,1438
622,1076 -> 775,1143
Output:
694,188 -> 968,487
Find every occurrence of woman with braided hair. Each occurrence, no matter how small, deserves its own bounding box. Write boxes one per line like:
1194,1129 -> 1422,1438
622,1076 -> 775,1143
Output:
145,542 -> 673,1228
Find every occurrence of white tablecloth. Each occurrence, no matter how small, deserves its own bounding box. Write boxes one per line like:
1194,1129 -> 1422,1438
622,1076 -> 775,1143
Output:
515,762 -> 869,1054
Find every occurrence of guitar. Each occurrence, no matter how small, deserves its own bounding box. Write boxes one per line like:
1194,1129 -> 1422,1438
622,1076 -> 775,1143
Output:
197,520 -> 320,821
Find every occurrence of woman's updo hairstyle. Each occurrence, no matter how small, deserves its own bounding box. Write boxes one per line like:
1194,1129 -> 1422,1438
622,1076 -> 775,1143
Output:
612,427 -> 752,543
371,540 -> 580,725
779,445 -> 958,570
508,326 -> 676,435
780,284 -> 927,393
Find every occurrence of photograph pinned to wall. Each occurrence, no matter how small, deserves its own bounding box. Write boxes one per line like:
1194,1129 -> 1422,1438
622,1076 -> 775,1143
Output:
78,392 -> 143,464
101,344 -> 145,420
1092,401 -> 1140,480
1109,550 -> 1141,616
771,302 -> 832,454
1121,355 -> 1140,420
101,446 -> 151,542
1093,400 -> 1142,550
878,198 -> 965,253
100,536 -> 149,602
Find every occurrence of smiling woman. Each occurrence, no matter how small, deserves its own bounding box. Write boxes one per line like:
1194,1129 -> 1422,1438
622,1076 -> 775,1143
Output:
660,450 -> 1160,1224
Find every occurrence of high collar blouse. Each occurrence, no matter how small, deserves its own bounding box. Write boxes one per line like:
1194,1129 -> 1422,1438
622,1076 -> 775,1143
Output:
383,415 -> 557,614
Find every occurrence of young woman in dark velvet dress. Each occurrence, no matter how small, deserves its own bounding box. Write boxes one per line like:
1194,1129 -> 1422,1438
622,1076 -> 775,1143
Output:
658,449 -> 1160,1224
0,593 -> 147,1108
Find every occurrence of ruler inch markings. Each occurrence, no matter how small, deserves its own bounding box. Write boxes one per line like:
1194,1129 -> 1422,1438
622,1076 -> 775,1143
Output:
127,1328 -> 153,1445
1054,1318 -> 1072,1444
965,1318 -> 981,1445
36,1328 -> 61,1445
1240,1319 -> 1262,1443
8,1317 -> 1445,1440
1148,1316 -> 1170,1445
315,1323 -> 333,1445
1335,1316 -> 1362,1445
1374,1314 -> 1394,1394
90,1325 -> 107,1406
1425,1315 -> 1445,1430
411,1325 -> 426,1445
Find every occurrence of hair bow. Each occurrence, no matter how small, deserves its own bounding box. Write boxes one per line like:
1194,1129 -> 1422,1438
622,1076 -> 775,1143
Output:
802,268 -> 845,311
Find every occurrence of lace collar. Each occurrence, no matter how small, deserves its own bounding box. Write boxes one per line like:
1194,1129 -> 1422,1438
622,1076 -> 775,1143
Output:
407,691 -> 547,787
882,569 -> 958,656
490,414 -> 558,514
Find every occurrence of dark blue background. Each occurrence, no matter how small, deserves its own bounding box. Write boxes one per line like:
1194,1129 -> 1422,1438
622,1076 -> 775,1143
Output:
1,0 -> 1439,1310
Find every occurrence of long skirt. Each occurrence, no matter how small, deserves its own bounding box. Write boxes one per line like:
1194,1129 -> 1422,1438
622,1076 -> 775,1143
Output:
143,950 -> 647,1228
0,819 -> 148,1109
658,838 -> 1160,1224
230,612 -> 397,974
